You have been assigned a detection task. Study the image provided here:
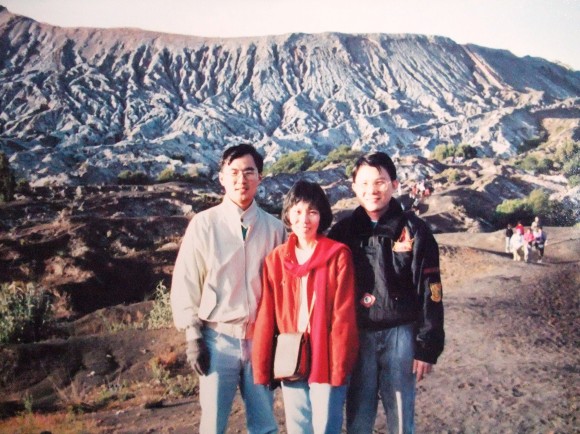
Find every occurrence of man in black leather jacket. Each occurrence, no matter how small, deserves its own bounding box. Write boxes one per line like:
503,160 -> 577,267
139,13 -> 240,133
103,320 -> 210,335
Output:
328,152 -> 444,434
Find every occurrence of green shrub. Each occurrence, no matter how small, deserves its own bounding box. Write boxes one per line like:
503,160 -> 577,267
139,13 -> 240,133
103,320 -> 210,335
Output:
265,150 -> 313,175
494,189 -> 574,227
568,175 -> 580,187
554,140 -> 579,163
117,170 -> 150,185
432,144 -> 455,162
562,154 -> 580,178
517,154 -> 553,174
308,145 -> 363,176
157,167 -> 176,183
517,155 -> 538,172
432,143 -> 477,162
0,282 -> 53,344
148,280 -> 173,329
441,168 -> 460,183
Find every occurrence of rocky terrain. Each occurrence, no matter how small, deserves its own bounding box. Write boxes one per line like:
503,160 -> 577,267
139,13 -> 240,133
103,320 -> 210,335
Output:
0,6 -> 579,187
0,222 -> 578,433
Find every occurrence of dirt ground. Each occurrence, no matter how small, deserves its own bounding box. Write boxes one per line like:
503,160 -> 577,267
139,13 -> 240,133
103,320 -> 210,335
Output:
1,226 -> 579,433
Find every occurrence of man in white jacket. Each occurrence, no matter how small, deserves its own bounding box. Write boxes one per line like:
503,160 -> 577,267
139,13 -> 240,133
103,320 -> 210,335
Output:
171,144 -> 286,434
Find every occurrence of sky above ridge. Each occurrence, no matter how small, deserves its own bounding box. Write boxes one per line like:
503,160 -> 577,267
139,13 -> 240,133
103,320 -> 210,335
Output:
2,0 -> 579,70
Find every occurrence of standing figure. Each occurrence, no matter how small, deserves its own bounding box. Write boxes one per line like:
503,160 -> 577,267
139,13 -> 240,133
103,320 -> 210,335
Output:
171,144 -> 286,434
253,180 -> 359,434
523,228 -> 535,262
328,152 -> 445,434
533,226 -> 548,263
504,223 -> 514,253
510,231 -> 527,262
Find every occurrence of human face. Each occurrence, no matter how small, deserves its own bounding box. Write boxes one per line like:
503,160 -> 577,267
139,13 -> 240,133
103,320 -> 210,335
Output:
218,154 -> 262,210
352,164 -> 399,221
288,201 -> 321,247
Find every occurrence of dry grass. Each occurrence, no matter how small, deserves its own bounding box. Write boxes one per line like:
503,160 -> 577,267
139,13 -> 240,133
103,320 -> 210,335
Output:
0,411 -> 98,434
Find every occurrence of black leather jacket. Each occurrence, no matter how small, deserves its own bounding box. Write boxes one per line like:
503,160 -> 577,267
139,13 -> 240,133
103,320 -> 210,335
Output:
328,199 -> 444,364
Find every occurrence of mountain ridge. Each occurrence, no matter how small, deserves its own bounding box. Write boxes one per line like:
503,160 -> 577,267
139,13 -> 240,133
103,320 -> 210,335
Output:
0,6 -> 579,186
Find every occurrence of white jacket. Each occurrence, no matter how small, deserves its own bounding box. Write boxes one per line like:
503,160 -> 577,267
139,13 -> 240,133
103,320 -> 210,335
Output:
170,198 -> 286,340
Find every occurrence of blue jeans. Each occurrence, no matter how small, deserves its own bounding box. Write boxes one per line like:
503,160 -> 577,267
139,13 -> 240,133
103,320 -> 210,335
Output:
281,381 -> 347,434
199,327 -> 277,434
346,324 -> 416,434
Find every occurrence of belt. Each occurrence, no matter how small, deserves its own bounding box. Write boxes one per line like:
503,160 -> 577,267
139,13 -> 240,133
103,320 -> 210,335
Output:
204,321 -> 255,339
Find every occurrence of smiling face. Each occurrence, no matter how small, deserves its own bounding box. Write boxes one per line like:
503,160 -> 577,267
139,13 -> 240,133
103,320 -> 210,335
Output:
287,200 -> 321,247
352,164 -> 399,221
218,153 -> 262,210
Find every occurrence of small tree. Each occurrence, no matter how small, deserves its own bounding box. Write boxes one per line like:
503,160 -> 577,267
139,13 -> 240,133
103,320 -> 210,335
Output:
432,144 -> 455,162
457,144 -> 477,159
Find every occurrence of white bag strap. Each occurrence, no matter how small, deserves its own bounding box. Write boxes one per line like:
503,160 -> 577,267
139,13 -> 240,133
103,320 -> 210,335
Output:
305,292 -> 316,333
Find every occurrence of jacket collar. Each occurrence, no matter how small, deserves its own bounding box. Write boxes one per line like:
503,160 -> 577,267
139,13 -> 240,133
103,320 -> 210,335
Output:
221,197 -> 259,228
352,198 -> 406,239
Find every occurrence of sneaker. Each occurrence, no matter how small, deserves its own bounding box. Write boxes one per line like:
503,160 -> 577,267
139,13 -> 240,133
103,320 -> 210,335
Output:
538,259 -> 542,263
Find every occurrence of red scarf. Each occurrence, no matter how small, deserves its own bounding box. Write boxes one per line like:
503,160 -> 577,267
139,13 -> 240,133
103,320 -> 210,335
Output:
283,233 -> 347,383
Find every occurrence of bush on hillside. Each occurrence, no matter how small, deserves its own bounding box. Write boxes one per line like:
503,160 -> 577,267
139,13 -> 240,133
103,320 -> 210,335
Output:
562,154 -> 580,178
517,154 -> 554,174
432,143 -> 477,162
147,280 -> 173,329
265,150 -> 313,175
308,145 -> 363,176
494,189 -> 575,227
440,168 -> 460,183
554,140 -> 579,163
0,282 -> 53,344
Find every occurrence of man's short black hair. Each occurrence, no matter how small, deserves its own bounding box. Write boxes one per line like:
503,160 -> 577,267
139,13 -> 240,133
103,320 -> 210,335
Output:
352,152 -> 397,182
220,144 -> 264,173
282,180 -> 333,234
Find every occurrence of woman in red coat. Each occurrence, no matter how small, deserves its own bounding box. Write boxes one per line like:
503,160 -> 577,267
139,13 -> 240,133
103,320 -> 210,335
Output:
252,180 -> 359,434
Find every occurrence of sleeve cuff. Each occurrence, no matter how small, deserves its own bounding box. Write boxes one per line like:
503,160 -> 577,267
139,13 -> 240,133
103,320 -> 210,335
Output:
185,325 -> 202,341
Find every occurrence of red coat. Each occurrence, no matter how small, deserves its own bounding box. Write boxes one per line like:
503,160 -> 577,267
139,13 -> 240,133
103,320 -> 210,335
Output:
252,235 -> 359,386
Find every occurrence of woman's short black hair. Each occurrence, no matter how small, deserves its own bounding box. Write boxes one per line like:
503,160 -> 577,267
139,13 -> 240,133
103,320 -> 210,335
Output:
219,143 -> 264,173
281,180 -> 333,234
352,152 -> 397,182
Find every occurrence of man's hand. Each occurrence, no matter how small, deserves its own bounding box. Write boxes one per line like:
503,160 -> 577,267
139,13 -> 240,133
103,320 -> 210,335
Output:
186,338 -> 210,376
413,359 -> 433,382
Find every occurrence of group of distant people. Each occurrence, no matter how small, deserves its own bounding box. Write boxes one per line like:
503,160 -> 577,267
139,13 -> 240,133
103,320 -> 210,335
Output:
170,144 -> 444,434
409,179 -> 432,212
505,217 -> 548,263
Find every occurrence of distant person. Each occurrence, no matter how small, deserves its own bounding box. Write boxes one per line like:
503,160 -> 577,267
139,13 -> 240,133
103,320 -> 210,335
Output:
504,223 -> 514,253
171,144 -> 286,434
328,152 -> 445,434
533,227 -> 548,263
510,231 -> 527,262
531,216 -> 541,230
515,221 -> 525,236
523,228 -> 535,262
253,180 -> 359,434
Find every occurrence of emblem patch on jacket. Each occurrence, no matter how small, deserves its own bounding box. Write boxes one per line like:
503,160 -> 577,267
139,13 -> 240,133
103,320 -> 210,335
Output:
393,227 -> 414,252
430,282 -> 443,302
360,293 -> 376,308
